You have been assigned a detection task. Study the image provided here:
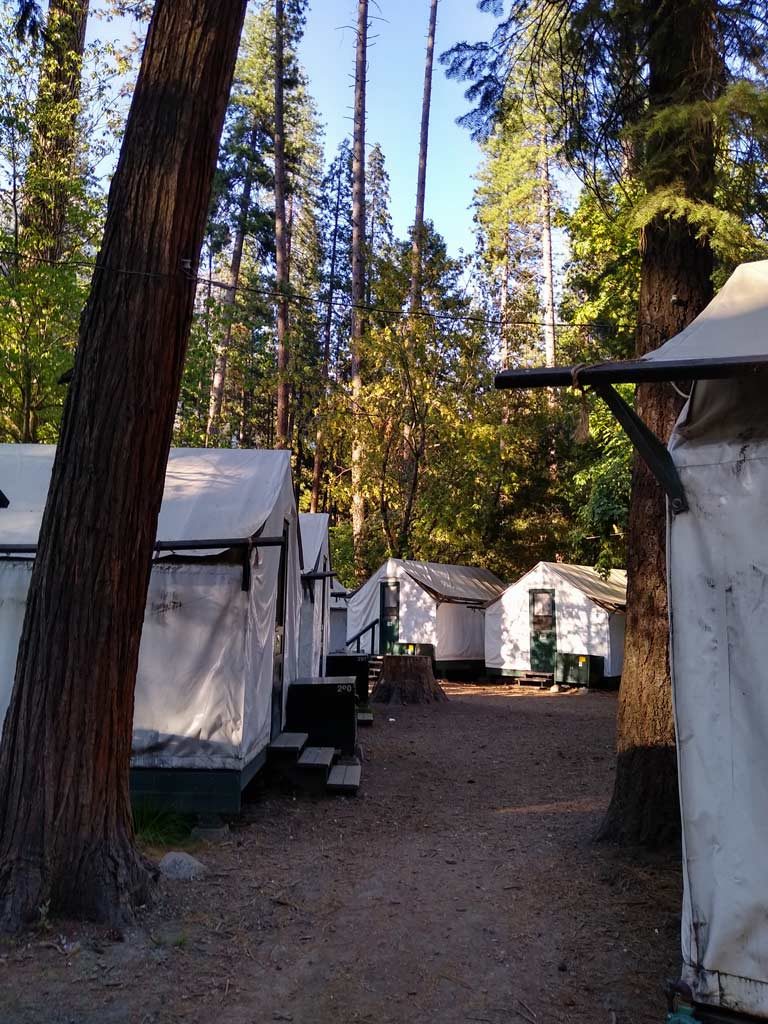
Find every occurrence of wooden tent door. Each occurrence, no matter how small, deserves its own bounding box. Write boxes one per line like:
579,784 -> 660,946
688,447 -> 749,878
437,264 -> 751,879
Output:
270,522 -> 289,739
529,589 -> 556,673
379,581 -> 400,655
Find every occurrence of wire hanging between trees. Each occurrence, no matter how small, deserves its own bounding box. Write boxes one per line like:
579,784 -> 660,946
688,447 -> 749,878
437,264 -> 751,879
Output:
0,245 -> 618,337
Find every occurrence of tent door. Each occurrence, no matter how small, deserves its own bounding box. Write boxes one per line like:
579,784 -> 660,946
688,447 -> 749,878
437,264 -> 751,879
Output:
270,521 -> 289,739
529,589 -> 556,673
379,581 -> 400,655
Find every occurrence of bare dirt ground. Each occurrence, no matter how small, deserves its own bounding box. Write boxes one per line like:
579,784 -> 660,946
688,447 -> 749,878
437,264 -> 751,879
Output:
0,684 -> 682,1024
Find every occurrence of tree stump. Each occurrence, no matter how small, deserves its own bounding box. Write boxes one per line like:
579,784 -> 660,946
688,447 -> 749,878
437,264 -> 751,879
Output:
371,655 -> 448,705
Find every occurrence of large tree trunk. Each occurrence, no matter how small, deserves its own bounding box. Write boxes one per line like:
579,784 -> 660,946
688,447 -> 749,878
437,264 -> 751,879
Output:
274,0 -> 290,447
0,0 -> 246,933
372,656 -> 448,705
598,0 -> 721,848
23,0 -> 90,262
408,0 -> 438,314
350,0 -> 368,581
206,129 -> 257,445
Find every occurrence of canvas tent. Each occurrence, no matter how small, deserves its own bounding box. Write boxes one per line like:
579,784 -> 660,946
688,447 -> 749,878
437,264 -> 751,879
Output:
0,445 -> 302,811
298,513 -> 331,677
485,562 -> 626,685
496,260 -> 768,1020
346,558 -> 505,674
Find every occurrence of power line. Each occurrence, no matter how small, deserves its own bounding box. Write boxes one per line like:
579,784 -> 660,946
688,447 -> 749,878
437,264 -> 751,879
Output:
0,246 -> 616,334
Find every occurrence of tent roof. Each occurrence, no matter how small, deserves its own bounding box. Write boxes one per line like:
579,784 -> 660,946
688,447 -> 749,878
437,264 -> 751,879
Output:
543,562 -> 627,613
298,513 -> 330,574
496,260 -> 768,388
0,445 -> 293,548
394,558 -> 505,605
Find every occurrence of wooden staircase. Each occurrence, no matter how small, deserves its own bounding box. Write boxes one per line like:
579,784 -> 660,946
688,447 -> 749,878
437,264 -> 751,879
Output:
354,655 -> 382,728
516,671 -> 553,689
268,731 -> 361,796
367,655 -> 383,690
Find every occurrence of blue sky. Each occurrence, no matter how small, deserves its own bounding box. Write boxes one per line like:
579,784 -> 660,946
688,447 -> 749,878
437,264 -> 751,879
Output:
299,0 -> 494,258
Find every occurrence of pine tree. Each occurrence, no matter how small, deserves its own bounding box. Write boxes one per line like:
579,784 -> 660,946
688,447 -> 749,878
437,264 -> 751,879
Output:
445,0 -> 768,846
350,0 -> 369,580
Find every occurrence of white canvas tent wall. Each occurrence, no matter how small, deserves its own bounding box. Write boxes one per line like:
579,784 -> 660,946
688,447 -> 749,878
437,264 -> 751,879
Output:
298,513 -> 331,677
484,562 -> 626,678
0,445 -> 302,784
496,260 -> 768,1019
346,558 -> 505,664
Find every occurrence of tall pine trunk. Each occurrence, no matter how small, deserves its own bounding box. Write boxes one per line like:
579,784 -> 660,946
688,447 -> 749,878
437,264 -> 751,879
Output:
17,0 -> 90,442
274,0 -> 290,447
408,0 -> 438,313
598,0 -> 722,847
540,140 -> 556,368
23,0 -> 90,263
206,129 -> 257,445
350,0 -> 368,581
310,158 -> 343,513
0,0 -> 246,933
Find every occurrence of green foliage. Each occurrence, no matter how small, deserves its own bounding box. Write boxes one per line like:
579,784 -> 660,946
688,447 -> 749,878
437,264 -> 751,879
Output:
132,801 -> 194,848
0,3 -> 131,442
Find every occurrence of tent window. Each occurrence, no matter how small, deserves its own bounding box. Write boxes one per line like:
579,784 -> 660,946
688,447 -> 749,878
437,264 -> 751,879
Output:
531,590 -> 555,632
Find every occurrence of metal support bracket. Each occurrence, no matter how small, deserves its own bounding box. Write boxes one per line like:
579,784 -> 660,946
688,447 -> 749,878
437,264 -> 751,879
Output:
591,382 -> 688,515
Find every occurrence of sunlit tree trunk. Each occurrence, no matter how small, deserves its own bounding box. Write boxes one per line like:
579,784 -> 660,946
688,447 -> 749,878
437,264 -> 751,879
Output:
540,140 -> 556,369
206,129 -> 257,445
0,0 -> 246,933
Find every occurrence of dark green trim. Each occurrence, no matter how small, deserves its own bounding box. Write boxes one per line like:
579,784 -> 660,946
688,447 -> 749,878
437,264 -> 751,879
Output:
130,748 -> 268,814
434,659 -> 486,680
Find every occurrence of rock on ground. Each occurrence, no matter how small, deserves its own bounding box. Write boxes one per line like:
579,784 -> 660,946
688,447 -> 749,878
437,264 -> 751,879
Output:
158,851 -> 206,881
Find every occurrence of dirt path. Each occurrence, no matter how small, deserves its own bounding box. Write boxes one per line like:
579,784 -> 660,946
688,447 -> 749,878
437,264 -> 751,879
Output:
0,685 -> 681,1024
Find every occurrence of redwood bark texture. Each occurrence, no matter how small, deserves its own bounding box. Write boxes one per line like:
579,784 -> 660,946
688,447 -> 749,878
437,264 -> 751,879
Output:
598,0 -> 721,847
0,0 -> 246,932
372,656 -> 448,705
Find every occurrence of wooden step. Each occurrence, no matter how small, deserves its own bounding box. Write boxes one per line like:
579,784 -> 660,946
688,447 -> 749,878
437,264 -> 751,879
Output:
297,746 -> 335,770
356,710 -> 374,727
269,731 -> 309,755
327,762 -> 361,794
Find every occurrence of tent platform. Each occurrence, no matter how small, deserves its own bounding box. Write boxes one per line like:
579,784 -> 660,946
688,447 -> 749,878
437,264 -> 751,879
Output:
130,750 -> 267,815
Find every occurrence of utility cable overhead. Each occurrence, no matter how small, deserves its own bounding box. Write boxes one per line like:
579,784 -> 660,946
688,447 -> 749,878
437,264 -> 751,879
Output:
0,246 -> 616,334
